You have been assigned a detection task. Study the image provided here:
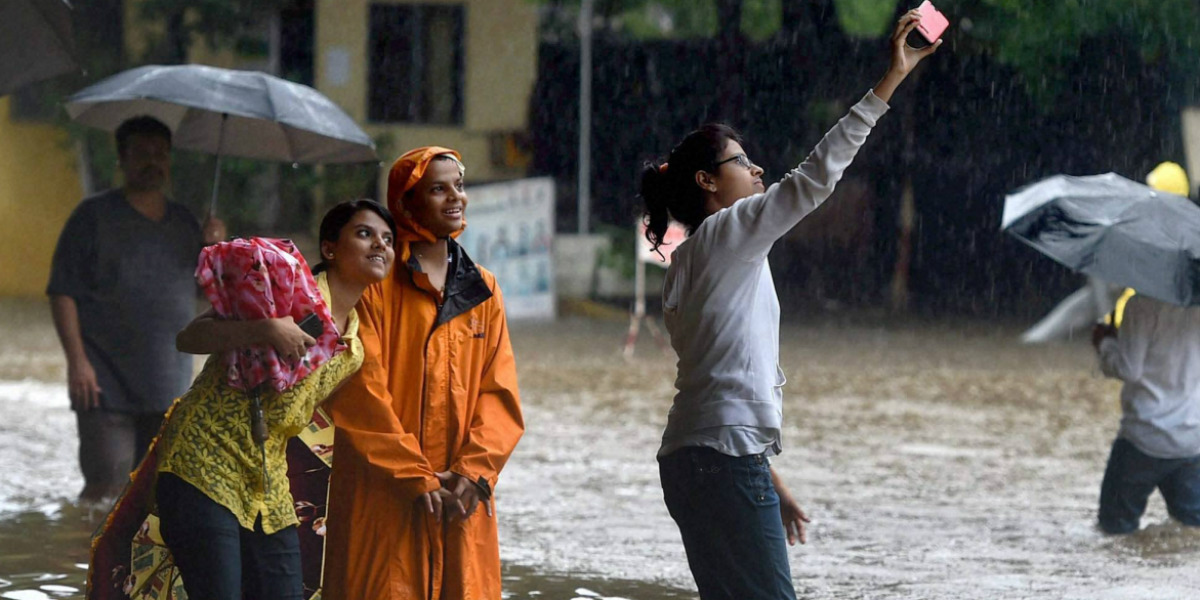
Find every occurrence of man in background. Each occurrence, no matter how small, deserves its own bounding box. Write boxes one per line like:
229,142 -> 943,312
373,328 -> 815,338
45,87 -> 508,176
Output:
1091,163 -> 1200,534
47,116 -> 225,502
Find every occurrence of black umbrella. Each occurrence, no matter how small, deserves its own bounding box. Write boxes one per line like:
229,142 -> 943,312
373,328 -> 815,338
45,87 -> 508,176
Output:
1002,172 -> 1200,306
0,0 -> 79,96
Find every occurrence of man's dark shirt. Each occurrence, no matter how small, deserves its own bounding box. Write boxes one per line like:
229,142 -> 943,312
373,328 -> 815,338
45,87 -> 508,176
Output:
47,189 -> 202,414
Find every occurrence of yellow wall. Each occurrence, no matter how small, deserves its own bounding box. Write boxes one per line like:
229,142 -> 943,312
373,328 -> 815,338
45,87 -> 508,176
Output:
315,0 -> 539,184
0,0 -> 159,299
124,0 -> 157,61
0,98 -> 84,297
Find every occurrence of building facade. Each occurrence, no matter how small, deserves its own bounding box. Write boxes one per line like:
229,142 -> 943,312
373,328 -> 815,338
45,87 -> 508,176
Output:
0,0 -> 538,297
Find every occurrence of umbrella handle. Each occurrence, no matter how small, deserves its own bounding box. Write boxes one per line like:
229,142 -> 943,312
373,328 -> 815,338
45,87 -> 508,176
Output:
208,113 -> 228,218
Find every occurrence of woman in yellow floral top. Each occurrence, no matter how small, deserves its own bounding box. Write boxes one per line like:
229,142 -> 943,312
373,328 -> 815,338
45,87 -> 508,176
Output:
153,199 -> 396,600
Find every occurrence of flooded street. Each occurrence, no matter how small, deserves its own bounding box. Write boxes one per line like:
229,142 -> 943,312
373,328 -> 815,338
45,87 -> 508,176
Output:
2,298 -> 1199,599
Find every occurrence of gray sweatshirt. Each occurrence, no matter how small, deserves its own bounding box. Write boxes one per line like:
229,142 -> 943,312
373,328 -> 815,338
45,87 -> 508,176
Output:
658,91 -> 890,458
1099,294 -> 1200,459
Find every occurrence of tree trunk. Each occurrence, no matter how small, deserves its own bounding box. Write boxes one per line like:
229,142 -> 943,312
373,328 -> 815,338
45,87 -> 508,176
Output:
778,0 -> 849,109
887,0 -> 920,312
780,0 -> 839,43
714,0 -> 744,120
889,174 -> 914,312
68,0 -> 125,192
73,139 -> 97,198
165,9 -> 188,64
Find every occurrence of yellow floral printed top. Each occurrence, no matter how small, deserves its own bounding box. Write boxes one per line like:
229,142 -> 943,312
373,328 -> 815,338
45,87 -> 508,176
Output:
156,272 -> 363,534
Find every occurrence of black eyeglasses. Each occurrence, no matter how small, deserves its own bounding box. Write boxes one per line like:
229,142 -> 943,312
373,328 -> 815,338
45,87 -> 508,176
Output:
712,153 -> 756,170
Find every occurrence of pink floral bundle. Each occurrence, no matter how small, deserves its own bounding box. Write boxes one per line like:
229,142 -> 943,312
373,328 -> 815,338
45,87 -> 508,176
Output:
195,237 -> 343,392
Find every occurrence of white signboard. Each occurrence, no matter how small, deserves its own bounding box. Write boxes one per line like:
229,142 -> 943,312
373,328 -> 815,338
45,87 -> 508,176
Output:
1182,106 -> 1200,199
457,177 -> 556,320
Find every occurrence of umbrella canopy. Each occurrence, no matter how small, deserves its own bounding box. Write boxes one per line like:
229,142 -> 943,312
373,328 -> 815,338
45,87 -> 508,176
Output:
0,0 -> 79,96
65,64 -> 376,164
1002,172 -> 1200,306
195,237 -> 344,393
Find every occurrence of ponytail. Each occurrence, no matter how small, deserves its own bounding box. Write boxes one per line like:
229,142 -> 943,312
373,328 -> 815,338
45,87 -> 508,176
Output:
638,123 -> 743,258
641,164 -> 674,259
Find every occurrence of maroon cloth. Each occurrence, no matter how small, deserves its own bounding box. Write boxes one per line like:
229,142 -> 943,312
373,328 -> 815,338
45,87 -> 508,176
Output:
285,411 -> 333,598
86,429 -> 167,600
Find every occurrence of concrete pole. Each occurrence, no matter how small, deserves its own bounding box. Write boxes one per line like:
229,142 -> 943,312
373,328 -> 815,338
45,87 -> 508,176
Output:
577,0 -> 593,234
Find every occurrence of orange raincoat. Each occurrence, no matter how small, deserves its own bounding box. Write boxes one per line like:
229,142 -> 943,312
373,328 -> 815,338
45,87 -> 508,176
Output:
323,147 -> 524,600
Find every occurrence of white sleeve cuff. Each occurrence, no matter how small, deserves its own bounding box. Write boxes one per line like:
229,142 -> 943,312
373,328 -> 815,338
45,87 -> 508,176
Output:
858,90 -> 891,123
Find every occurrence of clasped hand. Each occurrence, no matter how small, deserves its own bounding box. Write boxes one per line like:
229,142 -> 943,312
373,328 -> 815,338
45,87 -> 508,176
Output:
262,316 -> 316,362
416,471 -> 492,521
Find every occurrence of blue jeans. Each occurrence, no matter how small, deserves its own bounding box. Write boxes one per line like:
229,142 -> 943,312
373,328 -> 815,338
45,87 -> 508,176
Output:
1098,437 -> 1200,534
156,473 -> 303,600
659,446 -> 796,600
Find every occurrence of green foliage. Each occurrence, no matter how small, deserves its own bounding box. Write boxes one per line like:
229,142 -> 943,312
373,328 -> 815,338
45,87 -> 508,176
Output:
532,0 -> 784,40
595,223 -> 638,280
741,0 -> 783,42
533,0 -> 1200,106
138,0 -> 289,59
306,132 -> 392,235
973,0 -> 1200,103
620,1 -> 717,39
834,0 -> 897,38
82,128 -> 119,191
129,0 -> 382,236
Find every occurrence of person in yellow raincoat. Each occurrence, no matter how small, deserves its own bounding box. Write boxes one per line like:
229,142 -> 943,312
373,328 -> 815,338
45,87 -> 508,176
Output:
322,146 -> 524,600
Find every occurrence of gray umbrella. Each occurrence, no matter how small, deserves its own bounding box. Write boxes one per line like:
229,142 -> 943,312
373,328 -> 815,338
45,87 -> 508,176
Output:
0,0 -> 79,96
1002,172 -> 1200,306
65,64 -> 377,213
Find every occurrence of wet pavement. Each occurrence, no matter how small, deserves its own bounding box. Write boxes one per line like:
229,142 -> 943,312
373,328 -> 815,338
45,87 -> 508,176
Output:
2,298 -> 1199,599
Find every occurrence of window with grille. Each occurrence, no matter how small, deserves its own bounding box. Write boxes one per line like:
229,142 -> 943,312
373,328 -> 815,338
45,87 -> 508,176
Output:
368,4 -> 465,125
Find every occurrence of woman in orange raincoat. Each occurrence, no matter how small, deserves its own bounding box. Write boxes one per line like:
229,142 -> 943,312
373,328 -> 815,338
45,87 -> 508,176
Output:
323,147 -> 524,600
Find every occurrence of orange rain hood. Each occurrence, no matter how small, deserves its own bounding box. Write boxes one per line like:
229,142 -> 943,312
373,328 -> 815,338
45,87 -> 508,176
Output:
386,146 -> 465,243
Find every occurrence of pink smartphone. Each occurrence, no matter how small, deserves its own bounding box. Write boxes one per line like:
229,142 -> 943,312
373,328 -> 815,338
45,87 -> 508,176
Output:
915,1 -> 950,43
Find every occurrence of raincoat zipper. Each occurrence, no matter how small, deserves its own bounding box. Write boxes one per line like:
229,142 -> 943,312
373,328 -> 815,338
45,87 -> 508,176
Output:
417,297 -> 446,443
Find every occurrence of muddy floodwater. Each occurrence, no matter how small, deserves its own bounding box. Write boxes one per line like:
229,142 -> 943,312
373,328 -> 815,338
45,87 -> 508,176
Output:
2,298 -> 1199,599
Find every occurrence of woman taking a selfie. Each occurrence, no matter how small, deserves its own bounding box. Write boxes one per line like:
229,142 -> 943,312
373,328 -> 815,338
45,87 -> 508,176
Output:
152,199 -> 397,600
642,11 -> 940,599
